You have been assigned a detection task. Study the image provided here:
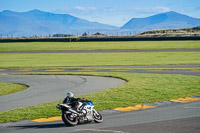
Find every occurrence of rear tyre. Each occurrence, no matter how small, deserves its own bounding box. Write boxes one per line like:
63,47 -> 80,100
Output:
62,113 -> 78,126
93,111 -> 103,123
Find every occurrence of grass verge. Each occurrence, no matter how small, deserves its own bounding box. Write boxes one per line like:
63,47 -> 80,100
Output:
0,82 -> 27,96
0,72 -> 200,123
0,41 -> 200,51
0,52 -> 199,68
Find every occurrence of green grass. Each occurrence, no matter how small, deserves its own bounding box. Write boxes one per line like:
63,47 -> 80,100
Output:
0,82 -> 27,96
0,72 -> 200,123
0,40 -> 199,123
0,41 -> 200,51
0,52 -> 199,68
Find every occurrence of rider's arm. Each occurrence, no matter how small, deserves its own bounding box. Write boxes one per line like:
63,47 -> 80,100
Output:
63,97 -> 70,104
79,98 -> 88,103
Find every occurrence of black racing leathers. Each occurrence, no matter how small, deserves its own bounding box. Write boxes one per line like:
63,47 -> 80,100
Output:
63,97 -> 88,110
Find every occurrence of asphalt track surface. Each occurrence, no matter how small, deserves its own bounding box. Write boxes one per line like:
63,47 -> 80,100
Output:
0,101 -> 200,133
1,69 -> 200,133
0,75 -> 125,112
0,48 -> 200,53
0,48 -> 200,133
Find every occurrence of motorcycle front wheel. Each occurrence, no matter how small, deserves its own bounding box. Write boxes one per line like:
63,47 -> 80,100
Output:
62,113 -> 78,126
93,110 -> 103,123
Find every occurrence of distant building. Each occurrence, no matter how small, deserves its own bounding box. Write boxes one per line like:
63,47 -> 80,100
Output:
93,32 -> 106,36
52,34 -> 74,37
82,32 -> 88,37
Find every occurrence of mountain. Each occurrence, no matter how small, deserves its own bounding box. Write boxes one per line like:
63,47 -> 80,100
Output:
1,10 -> 200,37
0,9 -> 117,37
121,11 -> 200,32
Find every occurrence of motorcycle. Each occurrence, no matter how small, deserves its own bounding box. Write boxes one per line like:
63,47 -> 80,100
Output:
56,101 -> 103,126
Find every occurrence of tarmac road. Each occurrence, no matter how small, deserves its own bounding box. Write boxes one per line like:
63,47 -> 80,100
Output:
0,69 -> 200,133
1,49 -> 199,74
0,100 -> 199,133
0,48 -> 200,54
0,48 -> 200,132
0,74 -> 125,112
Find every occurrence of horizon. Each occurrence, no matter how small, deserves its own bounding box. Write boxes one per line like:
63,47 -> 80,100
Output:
1,0 -> 200,26
0,9 -> 198,27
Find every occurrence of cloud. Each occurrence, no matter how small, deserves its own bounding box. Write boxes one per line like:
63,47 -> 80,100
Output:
152,6 -> 171,12
75,6 -> 97,11
133,6 -> 171,13
52,6 -> 97,15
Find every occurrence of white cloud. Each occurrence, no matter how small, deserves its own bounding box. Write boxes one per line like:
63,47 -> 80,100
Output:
75,6 -> 96,11
75,6 -> 85,10
52,6 -> 97,16
152,6 -> 171,12
133,6 -> 171,13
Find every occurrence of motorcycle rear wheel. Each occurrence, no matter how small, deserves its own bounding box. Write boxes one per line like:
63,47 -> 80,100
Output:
93,111 -> 103,123
62,113 -> 78,126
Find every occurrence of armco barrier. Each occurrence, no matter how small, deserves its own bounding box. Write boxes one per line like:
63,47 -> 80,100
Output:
80,36 -> 200,41
0,36 -> 200,42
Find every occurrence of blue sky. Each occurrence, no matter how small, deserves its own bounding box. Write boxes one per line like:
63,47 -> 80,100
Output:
1,0 -> 200,26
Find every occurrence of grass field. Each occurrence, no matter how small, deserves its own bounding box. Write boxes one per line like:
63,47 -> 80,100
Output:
0,41 -> 200,51
0,52 -> 199,68
0,83 -> 27,96
0,40 -> 200,123
0,72 -> 200,123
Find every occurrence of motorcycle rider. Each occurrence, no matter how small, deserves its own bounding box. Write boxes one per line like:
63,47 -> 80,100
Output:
63,92 -> 88,112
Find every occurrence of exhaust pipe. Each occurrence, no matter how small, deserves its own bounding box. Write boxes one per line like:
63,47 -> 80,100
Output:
68,108 -> 79,114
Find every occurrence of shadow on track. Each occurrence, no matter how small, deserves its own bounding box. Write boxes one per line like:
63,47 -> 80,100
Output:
14,123 -> 66,129
13,121 -> 94,129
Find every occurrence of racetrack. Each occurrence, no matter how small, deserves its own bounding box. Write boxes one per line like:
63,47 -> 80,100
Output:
0,75 -> 125,112
1,98 -> 200,133
0,48 -> 199,53
0,48 -> 200,133
0,69 -> 200,133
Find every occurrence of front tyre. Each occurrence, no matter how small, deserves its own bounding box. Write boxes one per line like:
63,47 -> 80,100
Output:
62,113 -> 78,126
93,110 -> 103,123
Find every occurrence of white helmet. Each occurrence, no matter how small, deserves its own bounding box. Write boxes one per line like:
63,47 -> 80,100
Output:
66,92 -> 74,98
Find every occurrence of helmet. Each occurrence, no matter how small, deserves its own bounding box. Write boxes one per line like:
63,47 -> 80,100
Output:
66,92 -> 74,98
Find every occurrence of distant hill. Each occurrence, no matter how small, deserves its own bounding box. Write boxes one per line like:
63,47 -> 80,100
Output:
121,11 -> 200,33
0,9 -> 117,37
1,10 -> 200,37
136,26 -> 200,37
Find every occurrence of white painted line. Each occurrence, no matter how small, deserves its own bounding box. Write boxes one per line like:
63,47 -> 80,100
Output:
75,129 -> 129,133
184,106 -> 200,109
